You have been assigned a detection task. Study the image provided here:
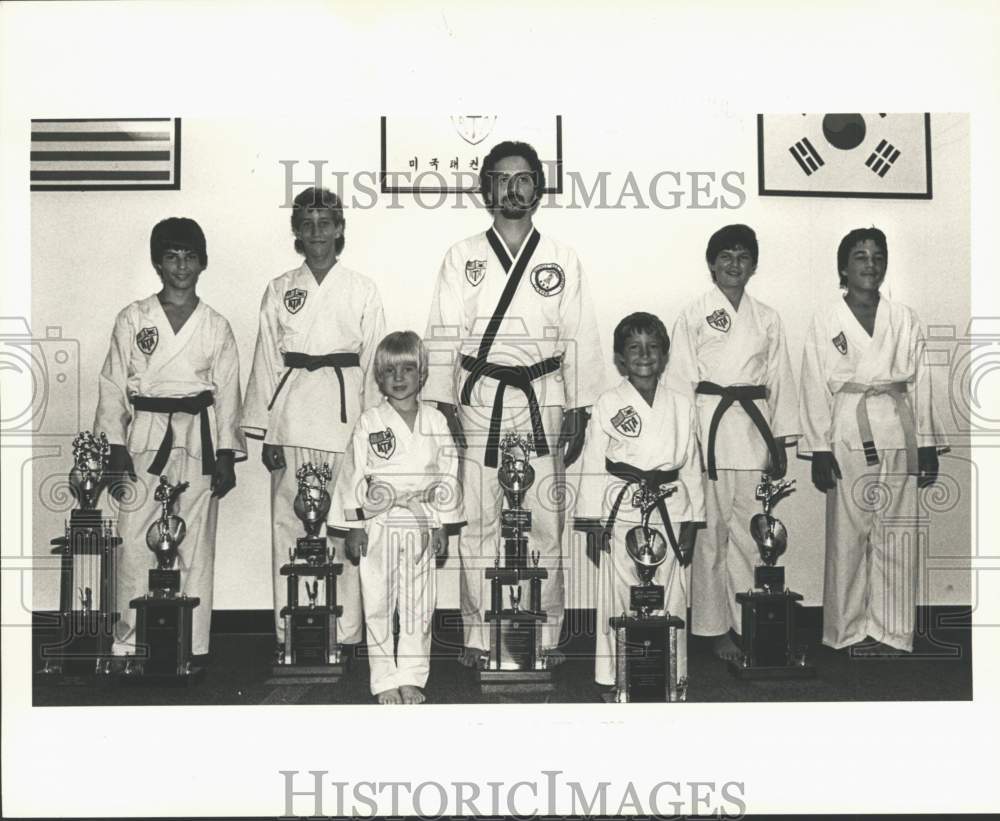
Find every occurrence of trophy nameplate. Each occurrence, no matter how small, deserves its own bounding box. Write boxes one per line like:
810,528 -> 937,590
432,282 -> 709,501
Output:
37,432 -> 122,683
729,476 -> 816,680
478,434 -> 555,696
268,463 -> 346,685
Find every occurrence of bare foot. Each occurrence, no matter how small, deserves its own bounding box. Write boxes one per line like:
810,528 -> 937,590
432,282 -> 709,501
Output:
376,687 -> 402,704
712,634 -> 742,662
458,646 -> 487,668
399,685 -> 426,704
544,648 -> 566,668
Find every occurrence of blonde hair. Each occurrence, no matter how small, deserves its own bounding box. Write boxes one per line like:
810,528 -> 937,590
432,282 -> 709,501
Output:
373,331 -> 428,393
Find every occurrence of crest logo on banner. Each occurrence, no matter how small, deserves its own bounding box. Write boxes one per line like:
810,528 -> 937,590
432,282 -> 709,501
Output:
832,332 -> 848,355
284,288 -> 307,314
465,259 -> 487,286
611,406 -> 642,438
706,308 -> 732,333
135,327 -> 159,355
369,428 -> 396,459
451,115 -> 498,146
530,263 -> 565,297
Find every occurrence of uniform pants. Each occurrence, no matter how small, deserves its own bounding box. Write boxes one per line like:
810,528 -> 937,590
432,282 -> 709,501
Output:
112,449 -> 217,656
270,447 -> 362,645
595,518 -> 689,686
359,512 -> 436,694
824,446 -> 919,652
458,404 -> 565,651
691,469 -> 759,637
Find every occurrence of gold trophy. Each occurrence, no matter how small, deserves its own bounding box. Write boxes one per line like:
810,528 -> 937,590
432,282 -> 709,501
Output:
269,463 -> 346,684
609,481 -> 687,703
123,476 -> 203,681
38,432 -> 122,680
730,476 -> 814,679
479,433 -> 554,696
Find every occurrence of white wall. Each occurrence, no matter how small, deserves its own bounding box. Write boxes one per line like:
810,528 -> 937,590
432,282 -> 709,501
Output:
30,111 -> 971,612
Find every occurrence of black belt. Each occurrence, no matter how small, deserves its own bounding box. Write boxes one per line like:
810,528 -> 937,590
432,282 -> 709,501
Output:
459,354 -> 562,468
130,391 -> 215,476
269,351 -> 361,423
695,381 -> 780,480
605,459 -> 681,561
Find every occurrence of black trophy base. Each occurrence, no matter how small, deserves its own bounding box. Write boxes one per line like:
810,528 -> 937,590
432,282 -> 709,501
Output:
729,588 -> 816,680
266,660 -> 346,686
128,593 -> 201,684
34,611 -> 118,685
610,613 -> 685,703
727,661 -> 816,680
118,662 -> 207,687
477,668 -> 556,696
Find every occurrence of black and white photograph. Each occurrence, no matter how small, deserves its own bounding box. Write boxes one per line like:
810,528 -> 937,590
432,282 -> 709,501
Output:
1,2 -> 997,818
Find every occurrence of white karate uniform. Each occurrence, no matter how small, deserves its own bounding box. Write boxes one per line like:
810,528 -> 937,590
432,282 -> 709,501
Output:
424,227 -> 607,651
576,378 -> 705,686
330,401 -> 463,695
667,286 -> 799,637
94,295 -> 246,656
243,261 -> 385,643
799,296 -> 946,651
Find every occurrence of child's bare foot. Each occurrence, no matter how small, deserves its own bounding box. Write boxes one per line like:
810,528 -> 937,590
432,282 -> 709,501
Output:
458,646 -> 487,668
399,685 -> 425,704
376,687 -> 402,704
712,633 -> 742,662
544,648 -> 566,668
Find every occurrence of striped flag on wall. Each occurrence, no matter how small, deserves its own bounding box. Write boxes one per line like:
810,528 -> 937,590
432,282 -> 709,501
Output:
30,118 -> 181,191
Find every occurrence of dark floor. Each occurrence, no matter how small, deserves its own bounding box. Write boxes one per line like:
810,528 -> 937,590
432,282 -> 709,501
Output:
32,607 -> 972,706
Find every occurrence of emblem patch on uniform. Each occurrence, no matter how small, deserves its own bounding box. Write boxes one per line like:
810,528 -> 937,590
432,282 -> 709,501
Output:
705,308 -> 731,333
284,288 -> 307,314
832,331 -> 848,355
465,259 -> 487,286
530,263 -> 565,296
369,428 -> 396,459
611,405 -> 642,438
135,326 -> 159,355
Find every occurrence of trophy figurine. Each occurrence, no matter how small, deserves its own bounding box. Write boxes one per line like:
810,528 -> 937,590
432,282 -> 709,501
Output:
269,462 -> 346,684
729,476 -> 815,679
122,476 -> 204,682
609,482 -> 687,703
478,434 -> 554,696
38,432 -> 122,681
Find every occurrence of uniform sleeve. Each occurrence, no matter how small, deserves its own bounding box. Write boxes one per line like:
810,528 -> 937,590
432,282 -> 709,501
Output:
241,285 -> 282,440
428,411 -> 465,526
558,252 -> 605,409
211,319 -> 247,459
678,399 -> 706,523
329,415 -> 371,530
765,314 -> 801,441
665,309 -> 698,403
798,313 -> 835,456
573,398 -> 611,520
422,248 -> 463,405
359,282 -> 386,412
93,309 -> 133,447
911,311 -> 949,449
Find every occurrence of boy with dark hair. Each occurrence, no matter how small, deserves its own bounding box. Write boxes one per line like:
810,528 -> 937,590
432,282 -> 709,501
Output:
667,224 -> 800,662
96,217 -> 245,659
576,311 -> 703,689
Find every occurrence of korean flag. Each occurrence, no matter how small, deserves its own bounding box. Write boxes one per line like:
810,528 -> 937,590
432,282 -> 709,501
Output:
758,113 -> 931,199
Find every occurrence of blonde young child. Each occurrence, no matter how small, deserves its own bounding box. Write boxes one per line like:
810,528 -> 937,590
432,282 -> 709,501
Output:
330,331 -> 463,703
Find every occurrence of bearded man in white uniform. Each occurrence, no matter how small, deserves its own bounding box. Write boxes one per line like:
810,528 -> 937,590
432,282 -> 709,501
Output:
424,141 -> 607,667
243,188 -> 385,650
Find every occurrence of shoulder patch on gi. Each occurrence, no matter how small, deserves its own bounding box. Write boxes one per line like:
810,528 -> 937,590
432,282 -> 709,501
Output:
369,427 -> 396,459
284,288 -> 307,314
135,326 -> 159,355
530,263 -> 565,297
705,308 -> 731,333
611,405 -> 642,438
832,331 -> 848,355
465,259 -> 486,286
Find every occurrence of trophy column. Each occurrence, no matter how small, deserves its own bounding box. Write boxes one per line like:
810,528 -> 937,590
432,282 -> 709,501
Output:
268,463 -> 346,685
37,432 -> 122,683
730,477 -> 816,680
477,434 -> 555,696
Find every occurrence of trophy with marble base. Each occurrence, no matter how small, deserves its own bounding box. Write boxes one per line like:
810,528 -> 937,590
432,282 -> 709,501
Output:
729,476 -> 815,679
122,476 -> 204,684
268,463 -> 346,684
478,434 -> 555,696
608,482 -> 687,703
37,432 -> 122,682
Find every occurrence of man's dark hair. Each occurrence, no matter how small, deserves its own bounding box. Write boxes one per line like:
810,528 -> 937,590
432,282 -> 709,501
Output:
837,226 -> 888,286
150,217 -> 207,267
479,141 -> 546,206
291,187 -> 346,256
613,311 -> 670,356
705,224 -> 759,268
